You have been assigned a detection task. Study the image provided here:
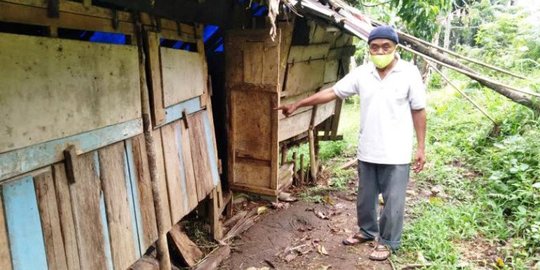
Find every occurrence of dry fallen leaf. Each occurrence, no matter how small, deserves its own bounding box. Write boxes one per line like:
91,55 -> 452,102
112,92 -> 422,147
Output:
284,253 -> 297,262
316,244 -> 329,255
315,210 -> 329,220
323,194 -> 334,205
257,206 -> 268,215
496,257 -> 505,268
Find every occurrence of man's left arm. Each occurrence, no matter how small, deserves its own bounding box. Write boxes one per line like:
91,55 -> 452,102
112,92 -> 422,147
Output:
412,109 -> 426,173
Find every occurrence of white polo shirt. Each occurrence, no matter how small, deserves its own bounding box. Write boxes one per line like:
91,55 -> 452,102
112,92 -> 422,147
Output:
333,59 -> 426,165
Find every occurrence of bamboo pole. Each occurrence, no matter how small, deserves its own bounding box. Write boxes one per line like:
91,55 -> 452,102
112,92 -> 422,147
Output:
398,43 -> 540,98
427,61 -> 498,124
341,14 -> 540,112
134,16 -> 171,270
370,20 -> 528,80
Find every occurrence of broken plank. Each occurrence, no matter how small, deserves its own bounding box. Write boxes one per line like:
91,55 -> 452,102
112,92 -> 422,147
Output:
52,163 -> 81,270
98,142 -> 137,270
128,256 -> 159,270
168,224 -> 204,267
194,245 -> 231,270
34,170 -> 68,270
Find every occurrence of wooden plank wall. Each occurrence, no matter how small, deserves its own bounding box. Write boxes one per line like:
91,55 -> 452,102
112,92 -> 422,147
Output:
0,139 -> 175,269
0,2 -> 222,269
225,28 -> 282,196
0,32 -> 140,153
278,20 -> 355,142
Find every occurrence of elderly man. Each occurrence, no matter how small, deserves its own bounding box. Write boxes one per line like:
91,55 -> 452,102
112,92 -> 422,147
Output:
276,25 -> 426,261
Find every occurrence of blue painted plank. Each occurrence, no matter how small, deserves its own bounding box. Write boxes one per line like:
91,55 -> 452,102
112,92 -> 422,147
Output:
123,141 -> 143,256
174,124 -> 190,213
202,111 -> 220,186
95,152 -> 114,270
3,176 -> 48,270
0,118 -> 143,182
162,97 -> 202,126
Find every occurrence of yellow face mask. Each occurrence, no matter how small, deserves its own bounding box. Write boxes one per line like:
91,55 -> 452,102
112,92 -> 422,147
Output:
370,50 -> 395,69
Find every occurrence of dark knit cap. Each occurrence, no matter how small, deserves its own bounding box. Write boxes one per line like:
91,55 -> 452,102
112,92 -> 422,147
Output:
368,25 -> 399,44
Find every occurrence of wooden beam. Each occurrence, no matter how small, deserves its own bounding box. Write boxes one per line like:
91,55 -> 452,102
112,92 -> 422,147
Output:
161,96 -> 202,128
0,119 -> 142,182
168,224 -> 203,267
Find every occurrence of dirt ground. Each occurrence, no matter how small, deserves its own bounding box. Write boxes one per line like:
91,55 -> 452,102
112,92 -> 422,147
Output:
218,186 -> 394,270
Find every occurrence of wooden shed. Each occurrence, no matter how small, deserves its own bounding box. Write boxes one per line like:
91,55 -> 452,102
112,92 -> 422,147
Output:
0,0 -> 355,268
0,1 -> 227,269
225,17 -> 355,197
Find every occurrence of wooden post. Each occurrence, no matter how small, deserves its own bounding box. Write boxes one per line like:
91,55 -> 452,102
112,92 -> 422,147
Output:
308,129 -> 318,181
291,152 -> 297,186
209,188 -> 223,240
136,21 -> 171,270
280,145 -> 288,166
299,154 -> 305,186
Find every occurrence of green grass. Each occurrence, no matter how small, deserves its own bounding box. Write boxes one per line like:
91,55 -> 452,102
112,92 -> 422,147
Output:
394,76 -> 540,269
294,76 -> 539,268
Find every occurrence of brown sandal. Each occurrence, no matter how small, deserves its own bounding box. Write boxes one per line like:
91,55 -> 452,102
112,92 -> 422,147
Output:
368,244 -> 391,261
342,233 -> 373,245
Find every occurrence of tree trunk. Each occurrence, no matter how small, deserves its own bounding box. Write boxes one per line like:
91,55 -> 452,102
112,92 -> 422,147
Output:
399,34 -> 540,113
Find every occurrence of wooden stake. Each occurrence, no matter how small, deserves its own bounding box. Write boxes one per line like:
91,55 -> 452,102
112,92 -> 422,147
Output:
308,129 -> 318,181
136,21 -> 171,270
299,154 -> 305,186
209,188 -> 223,241
280,145 -> 288,165
428,62 -> 498,124
291,152 -> 298,186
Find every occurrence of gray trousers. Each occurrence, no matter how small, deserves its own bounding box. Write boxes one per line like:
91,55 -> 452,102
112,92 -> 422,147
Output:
357,161 -> 409,250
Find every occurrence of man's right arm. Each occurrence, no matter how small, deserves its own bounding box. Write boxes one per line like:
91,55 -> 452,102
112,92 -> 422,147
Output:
275,88 -> 338,117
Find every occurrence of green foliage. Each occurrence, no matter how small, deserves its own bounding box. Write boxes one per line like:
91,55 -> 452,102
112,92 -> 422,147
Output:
399,79 -> 540,268
388,0 -> 452,40
427,72 -> 444,89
